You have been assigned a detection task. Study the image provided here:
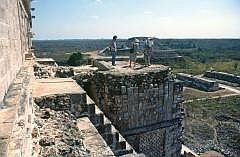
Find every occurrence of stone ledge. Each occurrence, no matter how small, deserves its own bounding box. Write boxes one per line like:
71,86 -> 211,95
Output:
96,61 -> 169,76
122,118 -> 181,136
77,117 -> 115,156
32,78 -> 85,97
0,61 -> 33,157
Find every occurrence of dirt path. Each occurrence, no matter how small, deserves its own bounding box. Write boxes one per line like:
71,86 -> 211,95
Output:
219,84 -> 240,94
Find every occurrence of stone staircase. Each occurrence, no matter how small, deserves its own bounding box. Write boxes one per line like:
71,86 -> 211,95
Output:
32,77 -> 137,157
86,96 -> 137,156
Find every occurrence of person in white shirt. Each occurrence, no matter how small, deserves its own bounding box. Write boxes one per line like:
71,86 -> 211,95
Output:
144,38 -> 154,66
129,38 -> 139,68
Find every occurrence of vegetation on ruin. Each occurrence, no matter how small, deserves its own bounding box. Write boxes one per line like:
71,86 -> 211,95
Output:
67,52 -> 83,66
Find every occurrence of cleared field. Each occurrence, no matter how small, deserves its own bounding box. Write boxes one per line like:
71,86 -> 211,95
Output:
183,96 -> 240,156
183,87 -> 236,101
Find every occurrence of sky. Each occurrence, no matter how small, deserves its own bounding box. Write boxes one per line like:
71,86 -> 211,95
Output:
32,0 -> 240,39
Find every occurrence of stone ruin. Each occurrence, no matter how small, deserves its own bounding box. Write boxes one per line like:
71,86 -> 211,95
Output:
74,61 -> 184,157
0,0 -> 185,156
0,56 -> 184,157
176,73 -> 220,92
205,70 -> 240,85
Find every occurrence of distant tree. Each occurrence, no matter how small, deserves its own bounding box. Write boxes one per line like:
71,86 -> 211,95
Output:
234,63 -> 238,70
67,52 -> 83,66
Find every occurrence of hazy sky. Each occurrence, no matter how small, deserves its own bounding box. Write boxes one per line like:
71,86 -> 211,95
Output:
32,0 -> 240,39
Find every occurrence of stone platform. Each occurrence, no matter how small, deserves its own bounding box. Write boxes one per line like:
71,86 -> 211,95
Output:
94,60 -> 169,75
35,58 -> 57,66
32,78 -> 85,97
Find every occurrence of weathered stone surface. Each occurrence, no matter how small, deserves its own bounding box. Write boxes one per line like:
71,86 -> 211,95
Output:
36,58 -> 57,66
33,105 -> 90,157
205,71 -> 240,85
75,61 -> 183,157
32,78 -> 85,97
55,67 -> 74,78
0,0 -> 32,104
0,60 -> 34,157
77,117 -> 115,156
176,73 -> 219,92
33,63 -> 56,79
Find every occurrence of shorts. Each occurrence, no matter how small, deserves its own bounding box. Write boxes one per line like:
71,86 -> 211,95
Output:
129,53 -> 136,61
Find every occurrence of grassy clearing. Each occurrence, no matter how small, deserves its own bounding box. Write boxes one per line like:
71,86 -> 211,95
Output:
184,96 -> 240,118
153,57 -> 240,75
183,87 -> 236,101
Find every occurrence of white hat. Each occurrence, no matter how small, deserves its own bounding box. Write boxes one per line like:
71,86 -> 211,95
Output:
134,38 -> 140,43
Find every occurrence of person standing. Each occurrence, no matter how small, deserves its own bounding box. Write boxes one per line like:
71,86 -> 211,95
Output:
144,38 -> 154,66
109,35 -> 117,66
129,38 -> 139,68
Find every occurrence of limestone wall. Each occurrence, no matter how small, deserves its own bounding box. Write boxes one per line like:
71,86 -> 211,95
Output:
0,0 -> 31,105
90,69 -> 183,157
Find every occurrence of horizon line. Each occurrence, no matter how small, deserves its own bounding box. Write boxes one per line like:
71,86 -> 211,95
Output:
33,37 -> 240,41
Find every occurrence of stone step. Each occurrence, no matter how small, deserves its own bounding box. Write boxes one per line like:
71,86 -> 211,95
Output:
91,113 -> 104,126
102,132 -> 134,156
88,103 -> 95,115
113,132 -> 120,146
96,123 -> 112,134
114,148 -> 134,156
102,133 -> 114,145
117,140 -> 127,150
85,96 -> 137,156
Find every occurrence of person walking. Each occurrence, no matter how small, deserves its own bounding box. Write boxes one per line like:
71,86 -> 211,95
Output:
144,38 -> 154,66
129,38 -> 139,68
109,35 -> 117,66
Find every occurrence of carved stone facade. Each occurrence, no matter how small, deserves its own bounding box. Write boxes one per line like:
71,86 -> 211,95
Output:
91,67 -> 183,157
0,0 -> 32,105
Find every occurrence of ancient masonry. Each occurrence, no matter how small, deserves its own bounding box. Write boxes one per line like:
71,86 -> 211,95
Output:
76,61 -> 184,157
0,0 -> 184,156
0,0 -> 32,105
205,70 -> 240,85
176,73 -> 219,92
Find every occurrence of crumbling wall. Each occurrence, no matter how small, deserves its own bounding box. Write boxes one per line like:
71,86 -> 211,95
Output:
89,69 -> 183,157
0,0 -> 31,105
177,73 -> 219,92
205,71 -> 240,85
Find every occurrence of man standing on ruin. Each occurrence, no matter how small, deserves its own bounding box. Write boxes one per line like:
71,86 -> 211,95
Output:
109,35 -> 117,66
144,38 -> 154,66
129,38 -> 139,69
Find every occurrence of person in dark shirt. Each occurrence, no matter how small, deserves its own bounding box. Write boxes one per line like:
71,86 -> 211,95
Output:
109,35 -> 117,66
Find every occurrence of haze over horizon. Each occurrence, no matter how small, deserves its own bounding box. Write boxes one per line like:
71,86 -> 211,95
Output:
32,0 -> 240,40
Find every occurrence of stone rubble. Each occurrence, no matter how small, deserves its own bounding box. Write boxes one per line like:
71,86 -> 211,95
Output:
33,63 -> 56,79
55,67 -> 75,78
32,104 -> 90,157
